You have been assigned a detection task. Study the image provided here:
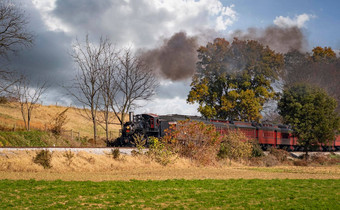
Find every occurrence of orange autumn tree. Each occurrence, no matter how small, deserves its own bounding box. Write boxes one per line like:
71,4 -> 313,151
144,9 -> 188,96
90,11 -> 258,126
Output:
162,120 -> 223,165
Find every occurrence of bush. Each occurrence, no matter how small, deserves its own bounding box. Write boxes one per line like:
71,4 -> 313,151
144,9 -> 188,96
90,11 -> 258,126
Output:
33,150 -> 52,169
0,96 -> 8,104
263,154 -> 279,167
63,150 -> 74,166
163,120 -> 222,166
133,134 -> 146,154
269,148 -> 289,162
250,139 -> 264,157
49,108 -> 69,136
147,137 -> 174,166
111,148 -> 120,160
217,130 -> 253,164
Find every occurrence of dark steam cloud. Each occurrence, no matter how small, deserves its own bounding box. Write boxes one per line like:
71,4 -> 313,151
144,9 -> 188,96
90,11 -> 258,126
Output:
230,26 -> 308,53
140,32 -> 198,81
141,26 -> 308,81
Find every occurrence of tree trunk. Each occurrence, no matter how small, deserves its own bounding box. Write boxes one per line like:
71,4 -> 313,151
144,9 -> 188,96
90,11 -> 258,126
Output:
27,108 -> 31,131
304,141 -> 309,160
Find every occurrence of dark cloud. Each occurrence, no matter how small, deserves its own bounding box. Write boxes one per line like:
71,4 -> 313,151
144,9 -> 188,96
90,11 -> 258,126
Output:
52,0 -> 172,48
8,31 -> 73,87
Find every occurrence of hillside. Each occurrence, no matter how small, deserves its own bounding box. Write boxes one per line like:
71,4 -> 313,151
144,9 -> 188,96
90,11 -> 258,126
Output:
0,102 -> 121,146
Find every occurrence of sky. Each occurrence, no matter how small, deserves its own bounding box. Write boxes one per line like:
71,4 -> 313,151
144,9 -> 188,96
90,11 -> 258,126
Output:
5,0 -> 340,116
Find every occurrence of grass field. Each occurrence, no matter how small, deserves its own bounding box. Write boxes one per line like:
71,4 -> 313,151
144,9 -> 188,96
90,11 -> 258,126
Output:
0,102 -> 121,140
0,179 -> 339,209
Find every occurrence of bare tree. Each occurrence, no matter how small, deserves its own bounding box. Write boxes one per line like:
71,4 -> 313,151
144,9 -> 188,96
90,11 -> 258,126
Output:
0,0 -> 33,58
0,69 -> 18,96
111,48 -> 159,127
14,76 -> 47,131
97,45 -> 119,142
70,35 -> 116,143
0,1 -> 33,95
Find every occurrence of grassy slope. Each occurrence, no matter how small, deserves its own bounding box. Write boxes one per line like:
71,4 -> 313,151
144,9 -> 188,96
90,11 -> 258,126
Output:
0,102 -> 121,141
0,179 -> 339,209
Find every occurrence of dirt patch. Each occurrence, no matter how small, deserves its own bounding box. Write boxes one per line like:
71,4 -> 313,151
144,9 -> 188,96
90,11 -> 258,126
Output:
0,150 -> 339,181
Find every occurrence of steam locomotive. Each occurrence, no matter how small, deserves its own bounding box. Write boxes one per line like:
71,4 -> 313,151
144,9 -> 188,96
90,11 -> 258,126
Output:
111,113 -> 340,151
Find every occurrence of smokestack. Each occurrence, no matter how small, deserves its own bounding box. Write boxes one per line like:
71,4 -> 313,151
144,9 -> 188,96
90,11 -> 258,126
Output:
129,112 -> 134,122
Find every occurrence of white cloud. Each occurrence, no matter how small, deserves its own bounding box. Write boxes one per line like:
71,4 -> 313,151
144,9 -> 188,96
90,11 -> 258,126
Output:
273,13 -> 315,28
32,0 -> 237,48
31,0 -> 70,32
136,97 -> 199,116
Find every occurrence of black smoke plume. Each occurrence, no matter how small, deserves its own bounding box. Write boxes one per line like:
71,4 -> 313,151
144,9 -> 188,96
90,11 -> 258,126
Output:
140,32 -> 198,81
230,26 -> 307,53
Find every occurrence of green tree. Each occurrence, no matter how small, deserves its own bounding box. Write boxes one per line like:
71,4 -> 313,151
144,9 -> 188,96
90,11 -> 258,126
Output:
283,47 -> 340,112
278,83 -> 340,157
187,38 -> 283,121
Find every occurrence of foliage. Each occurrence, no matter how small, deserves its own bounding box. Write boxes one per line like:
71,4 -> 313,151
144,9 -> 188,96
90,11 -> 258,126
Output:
217,130 -> 253,164
49,108 -> 69,136
33,150 -> 52,169
187,38 -> 284,121
163,120 -> 222,165
269,148 -> 289,162
278,83 -> 340,156
132,134 -> 146,154
147,136 -> 174,166
111,148 -> 120,160
0,179 -> 339,209
284,47 -> 340,112
63,150 -> 74,166
250,139 -> 264,157
312,46 -> 336,63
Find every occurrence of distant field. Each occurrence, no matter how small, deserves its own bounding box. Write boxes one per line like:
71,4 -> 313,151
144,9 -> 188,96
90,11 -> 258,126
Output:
0,102 -> 121,146
0,179 -> 339,209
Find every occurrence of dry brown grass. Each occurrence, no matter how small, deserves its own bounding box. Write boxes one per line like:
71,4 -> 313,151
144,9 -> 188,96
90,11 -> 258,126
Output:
0,102 -> 121,138
0,150 -> 339,181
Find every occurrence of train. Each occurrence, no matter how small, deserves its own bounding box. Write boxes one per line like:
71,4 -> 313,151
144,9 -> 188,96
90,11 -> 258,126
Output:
109,113 -> 340,151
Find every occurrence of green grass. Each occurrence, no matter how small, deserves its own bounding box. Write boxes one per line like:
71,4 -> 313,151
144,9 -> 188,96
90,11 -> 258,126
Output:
0,179 -> 339,209
0,130 -> 49,147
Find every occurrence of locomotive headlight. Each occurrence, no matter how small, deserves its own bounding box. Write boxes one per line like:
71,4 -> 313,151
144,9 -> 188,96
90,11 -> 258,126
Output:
126,126 -> 130,130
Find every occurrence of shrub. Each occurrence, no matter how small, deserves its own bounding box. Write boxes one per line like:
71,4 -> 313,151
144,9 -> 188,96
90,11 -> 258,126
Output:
33,150 -> 52,169
217,130 -> 253,164
49,108 -> 69,136
147,137 -> 174,166
250,139 -> 264,157
63,150 -> 74,166
111,148 -> 120,160
133,134 -> 146,154
0,96 -> 8,104
263,154 -> 279,167
163,120 -> 222,166
269,148 -> 289,162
